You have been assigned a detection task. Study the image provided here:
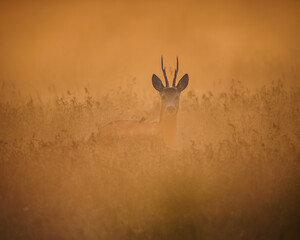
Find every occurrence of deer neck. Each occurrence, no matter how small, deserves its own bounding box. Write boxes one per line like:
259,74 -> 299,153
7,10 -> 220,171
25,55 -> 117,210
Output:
159,108 -> 177,141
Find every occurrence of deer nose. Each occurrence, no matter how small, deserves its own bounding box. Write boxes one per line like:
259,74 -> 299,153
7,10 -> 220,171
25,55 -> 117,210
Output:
166,106 -> 176,115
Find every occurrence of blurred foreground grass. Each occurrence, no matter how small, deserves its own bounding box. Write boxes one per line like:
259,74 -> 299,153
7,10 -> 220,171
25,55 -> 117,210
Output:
0,80 -> 299,240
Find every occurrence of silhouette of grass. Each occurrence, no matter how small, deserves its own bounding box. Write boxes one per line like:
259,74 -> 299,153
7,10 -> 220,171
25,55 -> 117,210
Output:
0,80 -> 299,240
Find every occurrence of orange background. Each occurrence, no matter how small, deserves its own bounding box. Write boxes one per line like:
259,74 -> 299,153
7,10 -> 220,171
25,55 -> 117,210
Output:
0,0 -> 299,96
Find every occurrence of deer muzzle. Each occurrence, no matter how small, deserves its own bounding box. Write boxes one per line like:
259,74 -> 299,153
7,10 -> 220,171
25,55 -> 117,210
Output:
166,106 -> 176,115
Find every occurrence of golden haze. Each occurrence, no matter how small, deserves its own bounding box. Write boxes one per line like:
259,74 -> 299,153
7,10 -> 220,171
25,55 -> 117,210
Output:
0,1 -> 299,240
0,0 -> 299,99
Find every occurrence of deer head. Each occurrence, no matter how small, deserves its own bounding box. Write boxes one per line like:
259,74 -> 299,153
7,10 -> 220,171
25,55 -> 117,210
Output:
152,56 -> 189,119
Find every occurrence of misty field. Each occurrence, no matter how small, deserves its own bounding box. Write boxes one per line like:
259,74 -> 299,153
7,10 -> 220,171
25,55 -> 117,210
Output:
0,80 -> 299,240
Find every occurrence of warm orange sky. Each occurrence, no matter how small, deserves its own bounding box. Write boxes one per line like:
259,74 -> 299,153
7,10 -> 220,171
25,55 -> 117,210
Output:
0,0 -> 299,96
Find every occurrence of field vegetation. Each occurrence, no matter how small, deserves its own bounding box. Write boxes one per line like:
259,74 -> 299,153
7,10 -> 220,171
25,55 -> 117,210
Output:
0,80 -> 299,240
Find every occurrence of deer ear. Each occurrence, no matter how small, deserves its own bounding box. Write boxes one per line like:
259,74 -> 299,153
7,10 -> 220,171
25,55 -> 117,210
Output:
176,74 -> 189,92
152,74 -> 164,92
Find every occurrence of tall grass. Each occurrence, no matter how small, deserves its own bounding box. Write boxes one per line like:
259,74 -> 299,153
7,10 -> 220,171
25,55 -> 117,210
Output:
0,80 -> 299,240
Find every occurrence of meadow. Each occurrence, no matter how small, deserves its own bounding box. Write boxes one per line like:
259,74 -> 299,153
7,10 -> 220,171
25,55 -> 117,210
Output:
0,80 -> 299,240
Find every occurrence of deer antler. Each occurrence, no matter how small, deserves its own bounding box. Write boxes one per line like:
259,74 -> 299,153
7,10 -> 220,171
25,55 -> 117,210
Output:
161,56 -> 169,87
172,56 -> 179,87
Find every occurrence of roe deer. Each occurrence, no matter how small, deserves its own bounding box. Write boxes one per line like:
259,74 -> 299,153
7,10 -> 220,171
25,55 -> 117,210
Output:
98,56 -> 189,146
